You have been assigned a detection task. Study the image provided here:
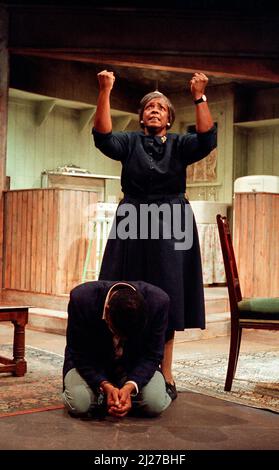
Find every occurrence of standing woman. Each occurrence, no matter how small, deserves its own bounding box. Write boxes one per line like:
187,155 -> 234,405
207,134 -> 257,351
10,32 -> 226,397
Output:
92,70 -> 217,400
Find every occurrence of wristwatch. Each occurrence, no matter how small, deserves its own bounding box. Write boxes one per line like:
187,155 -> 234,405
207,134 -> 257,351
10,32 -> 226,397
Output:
194,94 -> 207,105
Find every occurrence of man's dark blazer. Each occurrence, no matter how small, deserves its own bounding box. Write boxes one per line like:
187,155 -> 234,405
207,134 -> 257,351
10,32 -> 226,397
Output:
63,280 -> 170,391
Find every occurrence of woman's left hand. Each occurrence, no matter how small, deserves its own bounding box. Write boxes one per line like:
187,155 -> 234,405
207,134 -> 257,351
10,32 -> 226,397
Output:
190,72 -> 208,99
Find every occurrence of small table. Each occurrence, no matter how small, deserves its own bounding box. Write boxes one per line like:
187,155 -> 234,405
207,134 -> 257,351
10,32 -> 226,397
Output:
0,303 -> 29,376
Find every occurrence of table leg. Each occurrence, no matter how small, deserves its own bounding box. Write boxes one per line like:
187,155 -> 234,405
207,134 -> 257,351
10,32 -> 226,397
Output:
12,314 -> 27,376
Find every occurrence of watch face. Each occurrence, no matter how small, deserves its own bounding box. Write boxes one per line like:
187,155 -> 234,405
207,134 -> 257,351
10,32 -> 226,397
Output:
194,94 -> 207,104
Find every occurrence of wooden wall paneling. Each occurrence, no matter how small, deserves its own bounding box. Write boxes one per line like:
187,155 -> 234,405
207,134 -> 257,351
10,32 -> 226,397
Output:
234,194 -> 254,298
265,194 -> 273,295
235,194 -> 255,298
35,189 -> 43,293
20,190 -> 28,290
65,189 -> 78,292
71,189 -> 81,290
80,191 -> 90,284
245,194 -> 256,298
234,193 -> 279,298
233,194 -> 243,292
233,127 -> 248,181
77,190 -> 88,286
25,190 -> 33,291
71,190 -> 81,289
273,130 -> 279,175
3,193 -> 12,288
10,191 -> 18,289
15,190 -> 23,290
78,190 -> 88,285
40,189 -> 48,293
51,189 -> 59,294
262,193 -> 278,297
77,190 -> 87,286
7,99 -> 122,192
67,188 -> 77,291
2,189 -> 100,298
269,195 -> 279,297
263,129 -> 274,175
222,101 -> 234,203
246,127 -> 279,177
46,189 -> 55,294
30,190 -> 38,292
253,130 -> 264,175
254,194 -> 266,296
56,189 -> 68,294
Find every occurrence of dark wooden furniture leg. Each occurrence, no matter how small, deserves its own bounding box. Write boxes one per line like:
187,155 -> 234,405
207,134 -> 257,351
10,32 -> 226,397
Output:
12,314 -> 27,376
0,305 -> 29,376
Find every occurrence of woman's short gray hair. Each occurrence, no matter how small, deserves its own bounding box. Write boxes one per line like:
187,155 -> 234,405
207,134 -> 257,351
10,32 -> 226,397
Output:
138,91 -> 176,129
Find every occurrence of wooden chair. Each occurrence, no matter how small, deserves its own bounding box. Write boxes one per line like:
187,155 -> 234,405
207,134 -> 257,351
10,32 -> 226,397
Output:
216,214 -> 279,391
0,302 -> 29,376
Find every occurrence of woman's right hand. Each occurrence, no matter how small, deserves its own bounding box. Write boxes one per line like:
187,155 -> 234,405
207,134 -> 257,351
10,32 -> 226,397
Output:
97,70 -> 115,92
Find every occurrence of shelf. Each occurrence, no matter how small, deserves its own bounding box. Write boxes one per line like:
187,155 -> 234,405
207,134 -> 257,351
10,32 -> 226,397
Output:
42,171 -> 120,180
234,118 -> 279,128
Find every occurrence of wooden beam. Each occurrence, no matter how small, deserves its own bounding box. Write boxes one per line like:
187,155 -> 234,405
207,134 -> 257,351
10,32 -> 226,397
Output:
7,6 -> 279,85
0,6 -> 9,292
10,48 -> 279,83
9,55 -> 142,114
8,7 -> 279,63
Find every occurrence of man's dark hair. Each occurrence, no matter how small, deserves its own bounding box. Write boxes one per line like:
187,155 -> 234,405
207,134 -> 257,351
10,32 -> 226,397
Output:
107,288 -> 147,338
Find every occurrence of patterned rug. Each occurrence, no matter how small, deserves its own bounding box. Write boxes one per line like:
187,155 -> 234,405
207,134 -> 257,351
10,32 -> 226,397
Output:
0,345 -> 64,418
173,350 -> 279,413
1,345 -> 278,417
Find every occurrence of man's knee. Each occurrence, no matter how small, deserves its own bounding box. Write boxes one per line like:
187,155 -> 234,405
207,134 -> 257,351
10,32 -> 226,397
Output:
63,385 -> 93,414
142,393 -> 169,417
140,371 -> 171,417
62,369 -> 95,414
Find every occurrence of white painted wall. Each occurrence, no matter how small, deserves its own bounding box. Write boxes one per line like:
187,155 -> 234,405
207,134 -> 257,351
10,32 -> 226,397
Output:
7,97 -> 121,190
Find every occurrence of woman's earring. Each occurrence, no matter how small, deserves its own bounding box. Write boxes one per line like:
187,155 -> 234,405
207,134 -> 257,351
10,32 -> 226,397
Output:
140,120 -> 144,125
166,122 -> 171,129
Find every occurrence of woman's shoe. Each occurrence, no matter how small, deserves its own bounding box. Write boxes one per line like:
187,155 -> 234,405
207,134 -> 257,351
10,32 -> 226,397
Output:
166,381 -> 178,400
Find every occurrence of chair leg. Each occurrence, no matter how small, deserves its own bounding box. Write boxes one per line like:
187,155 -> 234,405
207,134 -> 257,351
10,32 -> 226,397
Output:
224,324 -> 241,392
233,327 -> 242,377
12,318 -> 27,377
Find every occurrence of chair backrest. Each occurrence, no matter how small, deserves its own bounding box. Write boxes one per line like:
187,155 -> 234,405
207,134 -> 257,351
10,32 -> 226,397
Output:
216,215 -> 242,314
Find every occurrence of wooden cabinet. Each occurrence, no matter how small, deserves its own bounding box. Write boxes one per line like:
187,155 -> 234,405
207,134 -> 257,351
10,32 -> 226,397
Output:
41,172 -> 122,203
233,192 -> 279,298
3,189 -> 98,306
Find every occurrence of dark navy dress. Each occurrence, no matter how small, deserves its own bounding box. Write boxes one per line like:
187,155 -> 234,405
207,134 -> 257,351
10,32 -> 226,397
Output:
93,127 -> 217,332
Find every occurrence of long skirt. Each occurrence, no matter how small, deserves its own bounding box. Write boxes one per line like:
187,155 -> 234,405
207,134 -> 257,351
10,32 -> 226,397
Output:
99,194 -> 205,332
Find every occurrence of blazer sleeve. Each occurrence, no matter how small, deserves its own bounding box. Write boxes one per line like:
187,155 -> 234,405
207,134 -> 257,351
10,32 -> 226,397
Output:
65,286 -> 110,391
126,287 -> 170,390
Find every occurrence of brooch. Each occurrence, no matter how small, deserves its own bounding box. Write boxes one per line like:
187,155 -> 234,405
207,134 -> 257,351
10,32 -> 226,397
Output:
161,135 -> 167,143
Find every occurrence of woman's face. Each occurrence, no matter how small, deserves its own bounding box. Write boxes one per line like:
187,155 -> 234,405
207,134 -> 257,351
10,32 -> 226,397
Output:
142,97 -> 169,134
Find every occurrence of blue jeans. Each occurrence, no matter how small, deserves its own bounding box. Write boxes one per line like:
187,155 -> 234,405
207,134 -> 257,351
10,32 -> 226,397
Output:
62,368 -> 171,417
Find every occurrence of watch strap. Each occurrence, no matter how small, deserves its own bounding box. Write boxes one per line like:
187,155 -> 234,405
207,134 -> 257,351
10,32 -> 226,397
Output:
194,95 -> 206,105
